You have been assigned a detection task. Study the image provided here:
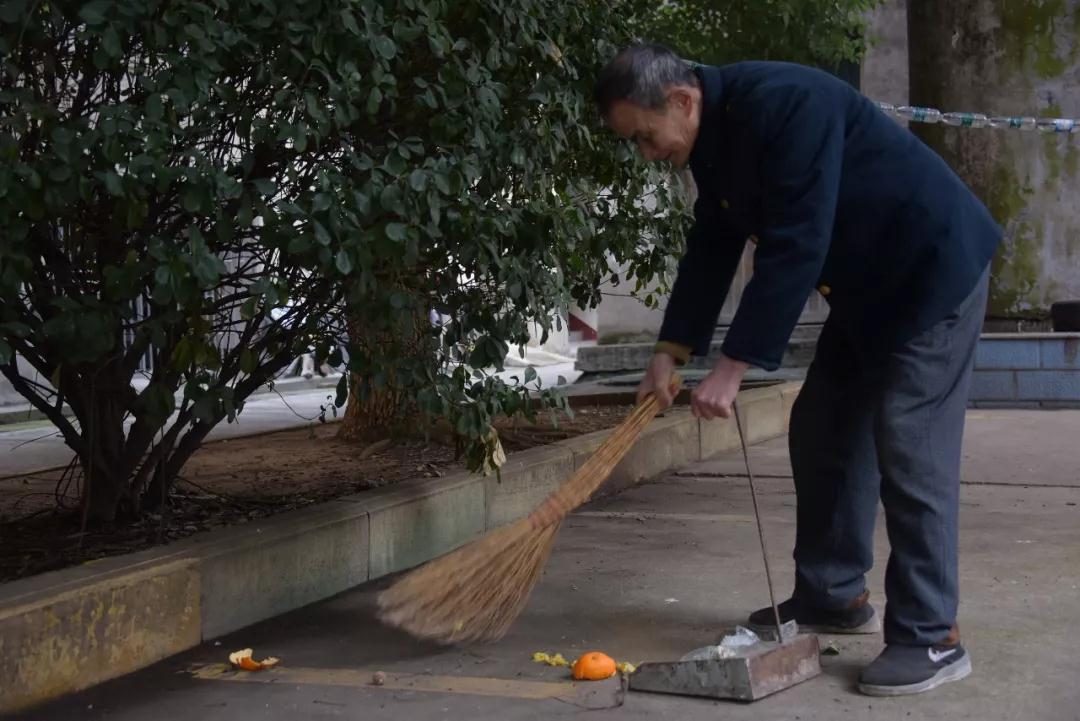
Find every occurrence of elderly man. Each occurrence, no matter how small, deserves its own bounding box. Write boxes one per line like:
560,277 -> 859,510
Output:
594,44 -> 1001,696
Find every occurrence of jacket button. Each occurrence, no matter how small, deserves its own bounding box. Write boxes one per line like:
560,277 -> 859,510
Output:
818,284 -> 832,297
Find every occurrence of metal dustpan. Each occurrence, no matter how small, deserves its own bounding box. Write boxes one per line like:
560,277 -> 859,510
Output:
630,404 -> 823,702
629,628 -> 822,702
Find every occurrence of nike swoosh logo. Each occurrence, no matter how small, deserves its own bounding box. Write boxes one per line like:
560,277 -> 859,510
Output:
928,647 -> 958,663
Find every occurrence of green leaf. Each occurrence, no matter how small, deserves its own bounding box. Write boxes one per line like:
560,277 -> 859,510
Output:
366,86 -> 382,115
253,178 -> 276,196
373,36 -> 397,60
385,222 -> 407,241
146,93 -> 163,120
335,249 -> 353,275
433,170 -> 452,195
139,383 -> 176,425
0,0 -> 30,23
392,19 -> 423,42
379,185 -> 403,214
104,172 -> 123,197
0,338 -> 11,365
383,152 -> 407,176
78,0 -> 109,25
240,348 -> 258,374
102,25 -> 122,58
408,170 -> 427,192
340,9 -> 360,35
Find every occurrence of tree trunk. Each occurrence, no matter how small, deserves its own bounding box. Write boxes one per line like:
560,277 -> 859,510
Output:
338,308 -> 432,443
63,362 -> 139,524
907,0 -> 1080,318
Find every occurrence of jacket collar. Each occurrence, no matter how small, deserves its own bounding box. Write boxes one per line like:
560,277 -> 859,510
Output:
688,64 -> 726,174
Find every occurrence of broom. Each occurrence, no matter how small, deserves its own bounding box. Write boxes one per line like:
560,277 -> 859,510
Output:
376,376 -> 682,645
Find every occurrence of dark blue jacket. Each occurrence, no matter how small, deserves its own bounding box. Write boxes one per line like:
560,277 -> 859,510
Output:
658,62 -> 1002,370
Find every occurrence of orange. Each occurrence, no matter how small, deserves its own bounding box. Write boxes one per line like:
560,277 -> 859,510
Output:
571,651 -> 617,681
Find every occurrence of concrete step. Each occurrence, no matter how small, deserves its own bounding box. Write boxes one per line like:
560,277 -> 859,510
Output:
576,325 -> 821,376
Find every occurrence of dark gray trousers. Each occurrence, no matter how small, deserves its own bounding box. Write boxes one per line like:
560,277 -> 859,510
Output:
789,269 -> 989,646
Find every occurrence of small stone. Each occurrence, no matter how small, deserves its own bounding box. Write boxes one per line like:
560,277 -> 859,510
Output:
372,671 -> 386,686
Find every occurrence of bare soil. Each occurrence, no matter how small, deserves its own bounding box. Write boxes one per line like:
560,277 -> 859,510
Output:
0,405 -> 632,583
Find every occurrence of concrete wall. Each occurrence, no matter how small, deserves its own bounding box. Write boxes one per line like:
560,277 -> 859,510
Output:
908,0 -> 1080,318
861,0 -> 909,107
0,357 -> 49,406
594,267 -> 667,345
866,0 -> 1080,318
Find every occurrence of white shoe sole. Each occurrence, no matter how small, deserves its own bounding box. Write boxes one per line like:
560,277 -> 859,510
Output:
858,653 -> 972,697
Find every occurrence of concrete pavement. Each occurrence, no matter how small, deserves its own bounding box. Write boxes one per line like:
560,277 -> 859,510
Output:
9,408 -> 1079,720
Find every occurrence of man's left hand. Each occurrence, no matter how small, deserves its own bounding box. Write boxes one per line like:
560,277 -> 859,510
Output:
691,354 -> 750,420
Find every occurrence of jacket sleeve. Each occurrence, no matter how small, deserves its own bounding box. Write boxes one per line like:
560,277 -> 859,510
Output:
720,87 -> 843,371
657,194 -> 747,360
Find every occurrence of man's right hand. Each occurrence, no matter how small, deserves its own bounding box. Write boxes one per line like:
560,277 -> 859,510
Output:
637,352 -> 677,409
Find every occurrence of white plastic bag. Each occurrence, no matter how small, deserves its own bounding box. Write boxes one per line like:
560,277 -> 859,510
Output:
679,626 -> 761,661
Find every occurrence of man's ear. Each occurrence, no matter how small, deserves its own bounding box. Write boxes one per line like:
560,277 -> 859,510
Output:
667,86 -> 694,115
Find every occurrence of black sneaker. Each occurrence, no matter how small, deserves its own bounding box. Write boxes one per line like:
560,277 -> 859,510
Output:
747,590 -> 881,635
858,643 -> 972,696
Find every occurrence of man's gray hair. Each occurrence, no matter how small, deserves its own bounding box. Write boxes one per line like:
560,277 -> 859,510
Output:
594,43 -> 700,117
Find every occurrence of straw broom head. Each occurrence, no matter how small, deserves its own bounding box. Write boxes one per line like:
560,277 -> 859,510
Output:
377,378 -> 680,645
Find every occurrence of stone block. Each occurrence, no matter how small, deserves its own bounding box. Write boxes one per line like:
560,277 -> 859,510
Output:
969,370 -> 1016,401
561,429 -> 607,472
1037,399 -> 1080,409
1015,370 -> 1080,401
736,387 -> 786,444
0,559 -> 200,715
484,446 -> 574,529
602,411 -> 700,496
195,501 -> 369,640
360,474 -> 486,578
699,415 -> 741,460
1040,337 -> 1080,369
975,338 -> 1040,369
969,400 -> 1041,409
780,382 -> 802,432
562,411 -> 699,497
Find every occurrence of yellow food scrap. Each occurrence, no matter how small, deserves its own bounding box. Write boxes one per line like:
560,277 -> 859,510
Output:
531,651 -> 569,667
616,661 -> 637,674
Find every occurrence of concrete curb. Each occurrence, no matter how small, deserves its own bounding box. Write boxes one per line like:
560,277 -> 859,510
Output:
0,382 -> 799,715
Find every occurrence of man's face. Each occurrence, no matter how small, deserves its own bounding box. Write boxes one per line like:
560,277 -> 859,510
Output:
606,89 -> 699,168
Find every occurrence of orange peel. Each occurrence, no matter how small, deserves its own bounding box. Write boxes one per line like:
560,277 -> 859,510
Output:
228,648 -> 280,671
